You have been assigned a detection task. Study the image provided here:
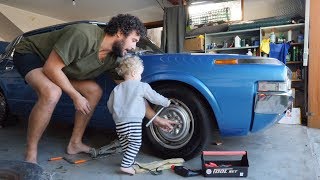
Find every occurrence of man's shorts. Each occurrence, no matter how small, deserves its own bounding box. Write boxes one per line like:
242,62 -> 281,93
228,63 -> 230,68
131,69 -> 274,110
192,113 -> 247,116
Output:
13,53 -> 45,79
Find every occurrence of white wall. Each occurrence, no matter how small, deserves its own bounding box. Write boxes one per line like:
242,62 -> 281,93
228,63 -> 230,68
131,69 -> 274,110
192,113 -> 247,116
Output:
0,4 -> 65,33
244,0 -> 305,20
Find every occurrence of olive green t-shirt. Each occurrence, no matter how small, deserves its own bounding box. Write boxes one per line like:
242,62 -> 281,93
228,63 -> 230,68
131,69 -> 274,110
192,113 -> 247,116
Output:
15,23 -> 122,80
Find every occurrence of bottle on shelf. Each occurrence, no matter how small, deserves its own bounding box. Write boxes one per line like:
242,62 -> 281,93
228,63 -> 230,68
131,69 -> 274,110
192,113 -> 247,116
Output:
286,51 -> 291,62
234,36 -> 241,48
270,32 -> 276,43
292,47 -> 296,61
296,68 -> 302,80
253,48 -> 257,56
247,49 -> 253,56
287,29 -> 292,42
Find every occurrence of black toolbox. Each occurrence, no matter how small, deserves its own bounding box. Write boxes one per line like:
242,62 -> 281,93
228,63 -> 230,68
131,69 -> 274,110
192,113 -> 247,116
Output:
201,151 -> 249,177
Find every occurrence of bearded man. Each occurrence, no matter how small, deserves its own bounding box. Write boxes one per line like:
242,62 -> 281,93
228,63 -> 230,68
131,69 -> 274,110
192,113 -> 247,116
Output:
13,14 -> 176,164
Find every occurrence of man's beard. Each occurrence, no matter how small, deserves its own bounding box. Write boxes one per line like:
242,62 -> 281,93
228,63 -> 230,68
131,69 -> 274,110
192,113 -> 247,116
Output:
112,39 -> 125,57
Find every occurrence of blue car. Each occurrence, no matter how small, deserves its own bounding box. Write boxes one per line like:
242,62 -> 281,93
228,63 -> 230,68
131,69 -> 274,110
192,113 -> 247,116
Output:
0,21 -> 293,160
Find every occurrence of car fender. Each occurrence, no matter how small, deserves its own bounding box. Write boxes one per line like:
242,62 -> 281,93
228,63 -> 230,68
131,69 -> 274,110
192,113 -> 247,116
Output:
143,71 -> 222,128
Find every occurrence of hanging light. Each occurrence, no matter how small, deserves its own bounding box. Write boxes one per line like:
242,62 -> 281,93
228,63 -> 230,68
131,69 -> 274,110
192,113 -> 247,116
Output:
72,0 -> 76,6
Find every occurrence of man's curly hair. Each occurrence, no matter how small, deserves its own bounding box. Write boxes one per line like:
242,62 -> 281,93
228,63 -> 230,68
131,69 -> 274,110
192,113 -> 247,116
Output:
104,14 -> 147,37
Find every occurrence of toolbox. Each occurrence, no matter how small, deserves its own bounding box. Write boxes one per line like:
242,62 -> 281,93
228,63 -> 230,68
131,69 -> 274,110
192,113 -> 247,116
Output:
201,151 -> 249,177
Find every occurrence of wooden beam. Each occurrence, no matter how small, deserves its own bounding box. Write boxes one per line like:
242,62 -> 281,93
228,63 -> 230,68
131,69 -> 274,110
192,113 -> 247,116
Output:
167,0 -> 186,5
144,21 -> 163,29
308,0 -> 320,128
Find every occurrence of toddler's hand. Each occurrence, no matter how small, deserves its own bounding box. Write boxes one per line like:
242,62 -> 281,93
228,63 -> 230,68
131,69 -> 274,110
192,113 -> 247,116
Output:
153,117 -> 179,132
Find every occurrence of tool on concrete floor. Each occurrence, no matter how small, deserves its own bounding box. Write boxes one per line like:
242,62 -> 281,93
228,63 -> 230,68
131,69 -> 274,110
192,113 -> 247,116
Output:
63,153 -> 92,164
171,165 -> 202,177
89,139 -> 122,159
48,140 -> 122,165
48,157 -> 63,161
133,158 -> 184,175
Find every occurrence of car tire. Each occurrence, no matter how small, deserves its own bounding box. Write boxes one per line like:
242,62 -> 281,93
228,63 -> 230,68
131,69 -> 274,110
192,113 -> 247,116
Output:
143,83 -> 212,160
0,91 -> 7,128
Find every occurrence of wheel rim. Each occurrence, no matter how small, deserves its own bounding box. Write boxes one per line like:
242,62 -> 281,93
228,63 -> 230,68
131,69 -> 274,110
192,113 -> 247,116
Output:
149,99 -> 194,149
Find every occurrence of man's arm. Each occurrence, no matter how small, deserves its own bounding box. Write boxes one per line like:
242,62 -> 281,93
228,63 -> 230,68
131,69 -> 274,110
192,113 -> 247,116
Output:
43,50 -> 91,114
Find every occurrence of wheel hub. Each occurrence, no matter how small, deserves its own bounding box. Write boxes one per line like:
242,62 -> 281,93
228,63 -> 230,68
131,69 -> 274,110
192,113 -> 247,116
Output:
150,99 -> 194,149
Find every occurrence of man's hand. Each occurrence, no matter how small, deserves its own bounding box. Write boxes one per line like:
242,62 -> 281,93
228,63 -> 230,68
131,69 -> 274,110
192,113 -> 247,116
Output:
153,117 -> 179,132
72,94 -> 92,115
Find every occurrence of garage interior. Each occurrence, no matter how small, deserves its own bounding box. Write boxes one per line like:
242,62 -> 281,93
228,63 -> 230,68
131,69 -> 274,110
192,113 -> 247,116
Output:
0,0 -> 320,179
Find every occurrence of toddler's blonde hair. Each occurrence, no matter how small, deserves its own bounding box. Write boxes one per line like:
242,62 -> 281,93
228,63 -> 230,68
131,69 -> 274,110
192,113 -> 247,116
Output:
116,56 -> 144,77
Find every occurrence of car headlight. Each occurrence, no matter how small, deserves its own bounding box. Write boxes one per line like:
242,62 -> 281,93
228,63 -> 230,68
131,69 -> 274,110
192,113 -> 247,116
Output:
258,80 -> 291,92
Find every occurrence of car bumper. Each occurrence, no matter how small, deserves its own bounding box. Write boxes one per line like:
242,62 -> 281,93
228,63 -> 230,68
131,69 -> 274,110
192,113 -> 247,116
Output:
254,90 -> 294,114
251,90 -> 294,133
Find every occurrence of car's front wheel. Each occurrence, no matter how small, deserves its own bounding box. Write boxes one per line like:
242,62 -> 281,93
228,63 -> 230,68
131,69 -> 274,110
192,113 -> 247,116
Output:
144,83 -> 213,160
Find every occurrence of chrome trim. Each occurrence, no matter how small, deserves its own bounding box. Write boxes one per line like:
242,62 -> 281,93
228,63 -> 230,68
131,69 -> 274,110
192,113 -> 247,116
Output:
238,58 -> 282,65
254,90 -> 294,114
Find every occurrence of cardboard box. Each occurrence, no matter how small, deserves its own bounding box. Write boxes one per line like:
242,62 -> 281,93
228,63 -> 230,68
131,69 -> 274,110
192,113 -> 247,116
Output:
201,151 -> 249,177
278,107 -> 301,125
184,37 -> 204,51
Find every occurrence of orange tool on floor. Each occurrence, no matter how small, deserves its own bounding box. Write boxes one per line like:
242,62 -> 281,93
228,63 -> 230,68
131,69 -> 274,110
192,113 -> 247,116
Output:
48,156 -> 63,161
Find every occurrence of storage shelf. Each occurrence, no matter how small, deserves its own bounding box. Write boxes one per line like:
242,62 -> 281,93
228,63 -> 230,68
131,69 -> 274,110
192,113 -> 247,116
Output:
207,45 -> 259,52
286,61 -> 303,64
290,42 -> 304,46
205,28 -> 260,36
261,23 -> 304,33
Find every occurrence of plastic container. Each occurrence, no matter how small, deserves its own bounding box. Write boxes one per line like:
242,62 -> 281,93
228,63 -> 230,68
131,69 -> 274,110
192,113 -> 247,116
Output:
287,30 -> 292,42
270,32 -> 276,43
234,36 -> 241,48
297,34 -> 304,43
247,49 -> 253,56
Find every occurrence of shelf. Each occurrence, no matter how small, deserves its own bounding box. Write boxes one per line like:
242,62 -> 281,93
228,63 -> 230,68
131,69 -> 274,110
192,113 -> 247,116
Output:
260,23 -> 305,33
207,45 -> 259,52
205,28 -> 260,36
286,61 -> 303,64
290,43 -> 303,46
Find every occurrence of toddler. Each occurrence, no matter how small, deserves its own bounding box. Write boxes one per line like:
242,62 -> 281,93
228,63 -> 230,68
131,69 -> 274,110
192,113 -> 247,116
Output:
107,56 -> 171,175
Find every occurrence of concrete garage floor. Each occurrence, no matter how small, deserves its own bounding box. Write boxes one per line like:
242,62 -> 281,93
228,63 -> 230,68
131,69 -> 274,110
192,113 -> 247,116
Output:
0,120 -> 320,180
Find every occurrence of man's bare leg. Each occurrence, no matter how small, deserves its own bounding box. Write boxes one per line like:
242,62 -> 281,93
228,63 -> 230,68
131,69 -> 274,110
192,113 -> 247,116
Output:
67,80 -> 102,154
24,68 -> 62,163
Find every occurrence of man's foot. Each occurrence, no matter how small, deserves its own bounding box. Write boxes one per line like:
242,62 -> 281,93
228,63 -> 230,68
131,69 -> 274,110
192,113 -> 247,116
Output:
120,167 -> 135,175
67,142 -> 91,155
25,150 -> 37,164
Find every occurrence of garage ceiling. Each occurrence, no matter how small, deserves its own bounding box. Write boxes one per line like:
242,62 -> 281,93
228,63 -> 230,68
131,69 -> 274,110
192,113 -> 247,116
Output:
0,0 -> 171,22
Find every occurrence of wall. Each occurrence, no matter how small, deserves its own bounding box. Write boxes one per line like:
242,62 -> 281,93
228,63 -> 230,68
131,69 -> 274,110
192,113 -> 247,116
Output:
308,0 -> 320,128
244,0 -> 305,20
0,4 -> 65,33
